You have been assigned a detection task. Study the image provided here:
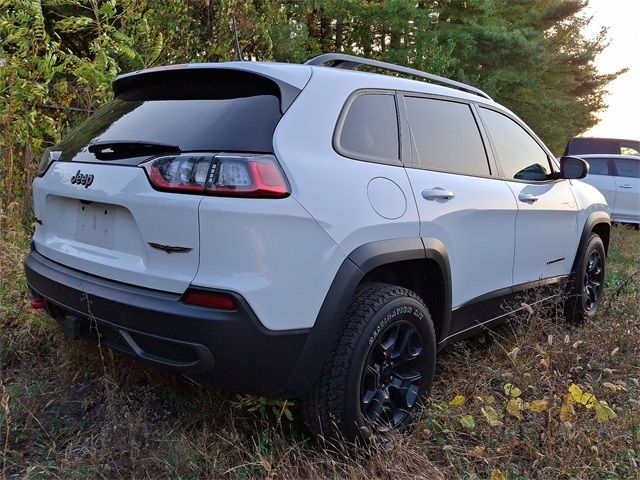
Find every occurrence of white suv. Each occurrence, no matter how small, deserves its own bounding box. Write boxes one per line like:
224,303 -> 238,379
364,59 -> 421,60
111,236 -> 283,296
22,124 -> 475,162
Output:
577,154 -> 639,225
25,54 -> 610,440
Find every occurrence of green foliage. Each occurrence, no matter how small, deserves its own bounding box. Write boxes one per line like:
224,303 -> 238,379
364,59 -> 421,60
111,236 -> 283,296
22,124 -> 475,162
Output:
0,0 -> 622,228
231,394 -> 295,424
436,0 -> 623,152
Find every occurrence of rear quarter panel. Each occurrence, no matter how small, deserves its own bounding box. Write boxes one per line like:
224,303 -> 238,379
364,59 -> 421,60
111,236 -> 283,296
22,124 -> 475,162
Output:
194,196 -> 345,331
273,68 -> 421,256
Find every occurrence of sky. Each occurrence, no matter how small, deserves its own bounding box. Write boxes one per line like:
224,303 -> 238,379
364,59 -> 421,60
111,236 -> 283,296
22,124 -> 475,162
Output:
582,0 -> 640,139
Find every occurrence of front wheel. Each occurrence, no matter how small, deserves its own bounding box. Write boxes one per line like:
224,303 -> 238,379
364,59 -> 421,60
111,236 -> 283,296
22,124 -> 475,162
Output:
301,282 -> 436,441
565,233 -> 606,322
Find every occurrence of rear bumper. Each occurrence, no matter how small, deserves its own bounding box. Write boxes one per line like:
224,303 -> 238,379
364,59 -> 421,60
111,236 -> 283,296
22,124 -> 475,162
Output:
24,249 -> 309,396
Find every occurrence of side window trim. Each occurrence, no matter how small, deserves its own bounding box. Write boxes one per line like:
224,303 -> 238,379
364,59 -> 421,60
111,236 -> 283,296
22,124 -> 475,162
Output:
396,91 -> 412,166
477,104 -> 559,184
398,91 -> 498,179
333,89 -> 402,166
469,102 -> 500,176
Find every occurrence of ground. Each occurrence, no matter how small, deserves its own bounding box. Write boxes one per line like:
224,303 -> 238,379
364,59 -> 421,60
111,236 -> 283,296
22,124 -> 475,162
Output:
1,213 -> 638,479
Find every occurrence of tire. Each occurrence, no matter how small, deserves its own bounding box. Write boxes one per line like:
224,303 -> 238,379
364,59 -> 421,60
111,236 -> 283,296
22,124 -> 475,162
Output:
302,282 -> 436,441
565,233 -> 606,322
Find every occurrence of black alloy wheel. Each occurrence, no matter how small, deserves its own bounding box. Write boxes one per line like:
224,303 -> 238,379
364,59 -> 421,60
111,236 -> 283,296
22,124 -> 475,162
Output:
583,249 -> 604,312
302,282 -> 436,441
565,233 -> 606,322
360,320 -> 425,433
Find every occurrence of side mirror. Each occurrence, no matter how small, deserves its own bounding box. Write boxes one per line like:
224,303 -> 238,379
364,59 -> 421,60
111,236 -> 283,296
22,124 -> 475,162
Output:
560,156 -> 589,179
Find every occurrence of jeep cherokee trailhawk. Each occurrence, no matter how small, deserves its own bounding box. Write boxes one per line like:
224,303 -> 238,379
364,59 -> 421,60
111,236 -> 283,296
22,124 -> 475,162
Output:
25,54 -> 610,440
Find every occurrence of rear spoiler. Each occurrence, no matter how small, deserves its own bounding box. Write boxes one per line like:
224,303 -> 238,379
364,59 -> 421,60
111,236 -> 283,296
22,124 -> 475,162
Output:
113,63 -> 310,113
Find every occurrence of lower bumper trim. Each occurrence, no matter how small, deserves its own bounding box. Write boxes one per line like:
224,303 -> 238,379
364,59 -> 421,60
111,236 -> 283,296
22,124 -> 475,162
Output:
25,249 -> 309,396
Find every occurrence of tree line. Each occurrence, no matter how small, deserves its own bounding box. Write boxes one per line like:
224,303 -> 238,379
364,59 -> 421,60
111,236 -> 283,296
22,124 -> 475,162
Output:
0,0 -> 622,223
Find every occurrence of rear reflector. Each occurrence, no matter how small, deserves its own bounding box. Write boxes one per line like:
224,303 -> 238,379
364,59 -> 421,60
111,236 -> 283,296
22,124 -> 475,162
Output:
182,289 -> 237,310
30,299 -> 47,309
141,153 -> 289,198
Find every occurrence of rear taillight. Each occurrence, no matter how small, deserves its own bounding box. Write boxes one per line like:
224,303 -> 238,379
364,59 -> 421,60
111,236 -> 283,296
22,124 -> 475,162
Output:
140,153 -> 289,198
182,289 -> 238,310
36,148 -> 61,177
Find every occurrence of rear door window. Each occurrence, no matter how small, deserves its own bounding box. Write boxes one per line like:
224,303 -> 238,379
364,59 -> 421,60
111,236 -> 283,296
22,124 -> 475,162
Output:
584,157 -> 611,176
335,93 -> 400,164
614,158 -> 640,178
404,96 -> 490,176
479,107 -> 553,182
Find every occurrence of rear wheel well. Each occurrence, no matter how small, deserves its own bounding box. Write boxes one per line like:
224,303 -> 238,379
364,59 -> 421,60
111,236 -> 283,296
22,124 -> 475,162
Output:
361,259 -> 446,340
592,222 -> 610,254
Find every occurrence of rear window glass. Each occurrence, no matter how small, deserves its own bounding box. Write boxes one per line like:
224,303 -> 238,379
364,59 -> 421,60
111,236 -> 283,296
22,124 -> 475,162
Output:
565,138 -> 640,156
621,145 -> 640,156
57,70 -> 285,161
336,93 -> 399,164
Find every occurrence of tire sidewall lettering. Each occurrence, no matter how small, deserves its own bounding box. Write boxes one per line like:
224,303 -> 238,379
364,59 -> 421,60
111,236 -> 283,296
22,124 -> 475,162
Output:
368,303 -> 424,346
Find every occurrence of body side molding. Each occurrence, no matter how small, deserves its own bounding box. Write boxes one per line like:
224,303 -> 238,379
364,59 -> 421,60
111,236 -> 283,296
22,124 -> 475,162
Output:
445,275 -> 569,346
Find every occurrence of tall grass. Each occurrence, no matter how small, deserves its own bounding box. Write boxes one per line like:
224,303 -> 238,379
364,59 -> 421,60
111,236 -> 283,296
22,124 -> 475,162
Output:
1,221 -> 638,479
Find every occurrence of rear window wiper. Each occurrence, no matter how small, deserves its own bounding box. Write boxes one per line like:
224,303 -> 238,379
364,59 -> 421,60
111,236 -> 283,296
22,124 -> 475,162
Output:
87,140 -> 181,160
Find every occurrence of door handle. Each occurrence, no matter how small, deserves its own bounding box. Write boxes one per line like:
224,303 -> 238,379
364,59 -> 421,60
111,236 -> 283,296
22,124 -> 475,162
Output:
518,192 -> 539,203
422,187 -> 455,200
618,184 -> 633,189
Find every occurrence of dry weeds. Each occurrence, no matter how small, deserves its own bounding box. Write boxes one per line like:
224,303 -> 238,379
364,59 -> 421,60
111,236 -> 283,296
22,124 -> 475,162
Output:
1,216 -> 638,479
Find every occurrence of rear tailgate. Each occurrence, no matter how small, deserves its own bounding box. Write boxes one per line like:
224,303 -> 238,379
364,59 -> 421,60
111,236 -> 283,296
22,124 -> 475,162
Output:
32,64 -> 310,293
32,161 -> 202,293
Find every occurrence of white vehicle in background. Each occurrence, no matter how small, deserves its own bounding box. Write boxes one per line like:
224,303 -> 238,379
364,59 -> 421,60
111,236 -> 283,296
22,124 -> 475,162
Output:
577,154 -> 640,225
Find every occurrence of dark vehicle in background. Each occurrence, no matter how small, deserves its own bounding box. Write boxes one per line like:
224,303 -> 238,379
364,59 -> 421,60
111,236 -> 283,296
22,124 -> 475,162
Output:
565,137 -> 640,156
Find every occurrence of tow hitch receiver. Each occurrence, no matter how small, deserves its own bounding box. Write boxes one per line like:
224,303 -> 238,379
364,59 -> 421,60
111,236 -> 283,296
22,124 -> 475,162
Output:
63,315 -> 83,339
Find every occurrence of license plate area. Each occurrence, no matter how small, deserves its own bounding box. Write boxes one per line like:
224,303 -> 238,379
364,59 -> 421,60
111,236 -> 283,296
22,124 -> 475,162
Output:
75,201 -> 116,248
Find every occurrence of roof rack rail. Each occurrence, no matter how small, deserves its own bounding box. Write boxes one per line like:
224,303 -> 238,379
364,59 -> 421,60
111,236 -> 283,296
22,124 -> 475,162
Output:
305,53 -> 492,101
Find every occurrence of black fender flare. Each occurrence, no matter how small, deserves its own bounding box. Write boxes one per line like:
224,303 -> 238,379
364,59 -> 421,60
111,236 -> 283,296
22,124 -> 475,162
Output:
572,211 -> 611,273
279,237 -> 451,397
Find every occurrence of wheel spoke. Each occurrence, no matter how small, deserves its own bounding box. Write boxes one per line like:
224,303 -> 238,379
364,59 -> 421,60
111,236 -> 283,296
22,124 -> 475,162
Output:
390,326 -> 424,367
394,369 -> 423,383
367,363 -> 381,379
360,318 -> 427,434
366,389 -> 393,424
388,379 -> 420,409
367,399 -> 385,424
379,326 -> 399,357
395,347 -> 423,366
362,388 -> 377,405
392,408 -> 410,427
393,328 -> 413,358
